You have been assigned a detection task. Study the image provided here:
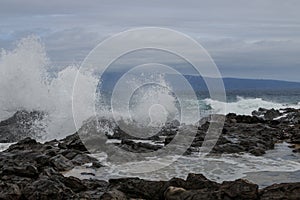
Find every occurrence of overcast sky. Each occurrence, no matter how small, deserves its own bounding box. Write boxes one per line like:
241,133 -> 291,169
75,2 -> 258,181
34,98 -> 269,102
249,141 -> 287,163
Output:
0,0 -> 300,81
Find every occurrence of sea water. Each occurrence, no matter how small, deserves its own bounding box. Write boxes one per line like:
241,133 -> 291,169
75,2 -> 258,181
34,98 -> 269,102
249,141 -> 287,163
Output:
1,36 -> 300,187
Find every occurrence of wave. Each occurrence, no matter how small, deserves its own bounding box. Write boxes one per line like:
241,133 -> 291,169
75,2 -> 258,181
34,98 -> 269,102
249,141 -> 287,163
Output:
0,36 -> 97,140
1,36 -> 300,141
0,36 -> 180,140
204,96 -> 300,115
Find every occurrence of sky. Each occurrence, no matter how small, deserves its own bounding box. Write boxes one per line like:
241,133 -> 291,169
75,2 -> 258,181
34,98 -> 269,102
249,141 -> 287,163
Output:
0,0 -> 300,82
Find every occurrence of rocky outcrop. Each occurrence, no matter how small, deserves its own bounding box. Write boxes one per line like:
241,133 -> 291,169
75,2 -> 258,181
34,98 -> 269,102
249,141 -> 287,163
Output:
102,173 -> 299,200
0,136 -> 108,199
194,108 -> 300,155
0,132 -> 299,199
259,183 -> 300,200
109,108 -> 300,156
2,108 -> 299,156
0,108 -> 299,199
0,110 -> 45,143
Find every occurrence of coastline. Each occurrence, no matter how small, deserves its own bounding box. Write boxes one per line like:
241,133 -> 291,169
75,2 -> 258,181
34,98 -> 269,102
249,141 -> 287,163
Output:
0,107 -> 299,199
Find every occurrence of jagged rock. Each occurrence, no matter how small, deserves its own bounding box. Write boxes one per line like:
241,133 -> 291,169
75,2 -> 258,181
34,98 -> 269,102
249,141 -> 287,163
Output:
164,179 -> 258,200
265,109 -> 281,120
0,135 -> 107,199
118,139 -> 162,153
101,189 -> 128,200
107,177 -> 166,200
219,179 -> 258,200
259,183 -> 300,200
71,153 -> 98,166
1,165 -> 39,178
0,181 -> 22,200
61,176 -> 87,192
81,179 -> 108,198
0,110 -> 45,143
58,133 -> 88,152
106,174 -> 259,200
0,134 -> 299,199
252,108 -> 281,121
0,108 -> 300,199
50,155 -> 74,171
293,148 -> 300,153
22,177 -> 77,200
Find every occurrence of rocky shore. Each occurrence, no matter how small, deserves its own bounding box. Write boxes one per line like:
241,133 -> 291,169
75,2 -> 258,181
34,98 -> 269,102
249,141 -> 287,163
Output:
0,108 -> 299,199
0,135 -> 299,199
93,107 -> 300,157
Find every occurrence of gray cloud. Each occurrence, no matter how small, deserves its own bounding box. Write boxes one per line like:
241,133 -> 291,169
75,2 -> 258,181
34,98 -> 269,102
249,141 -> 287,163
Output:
0,0 -> 300,81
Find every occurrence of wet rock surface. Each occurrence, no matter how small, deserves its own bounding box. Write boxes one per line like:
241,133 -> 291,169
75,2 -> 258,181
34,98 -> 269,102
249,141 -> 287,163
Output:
0,142 -> 298,199
259,182 -> 300,200
103,108 -> 300,156
191,108 -> 300,155
2,108 -> 299,156
102,173 -> 299,200
0,108 -> 299,199
0,136 -> 108,199
0,110 -> 45,143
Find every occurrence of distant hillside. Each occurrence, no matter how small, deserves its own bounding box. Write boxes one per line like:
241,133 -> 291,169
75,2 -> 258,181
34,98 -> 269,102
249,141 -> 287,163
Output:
99,72 -> 300,92
184,75 -> 300,91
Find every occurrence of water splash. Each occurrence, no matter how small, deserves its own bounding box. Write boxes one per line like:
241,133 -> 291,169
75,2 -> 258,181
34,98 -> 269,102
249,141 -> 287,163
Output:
0,36 -> 97,140
204,96 -> 300,115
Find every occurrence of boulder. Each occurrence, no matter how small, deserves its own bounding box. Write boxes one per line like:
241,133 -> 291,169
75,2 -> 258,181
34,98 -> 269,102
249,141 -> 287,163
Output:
50,155 -> 74,171
0,182 -> 22,200
0,110 -> 45,143
219,179 -> 258,200
259,183 -> 300,200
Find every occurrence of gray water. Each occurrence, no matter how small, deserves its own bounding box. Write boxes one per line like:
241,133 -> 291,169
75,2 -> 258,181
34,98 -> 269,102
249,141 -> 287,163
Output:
65,142 -> 300,188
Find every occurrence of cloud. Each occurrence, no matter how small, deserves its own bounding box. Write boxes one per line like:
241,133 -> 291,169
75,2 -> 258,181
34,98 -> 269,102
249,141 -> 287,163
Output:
43,28 -> 101,66
0,0 -> 300,81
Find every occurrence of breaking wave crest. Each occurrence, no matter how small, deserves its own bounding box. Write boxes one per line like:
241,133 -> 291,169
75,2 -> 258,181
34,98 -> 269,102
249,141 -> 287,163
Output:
1,36 -> 300,140
204,96 -> 300,116
0,36 -> 97,140
0,36 -> 181,140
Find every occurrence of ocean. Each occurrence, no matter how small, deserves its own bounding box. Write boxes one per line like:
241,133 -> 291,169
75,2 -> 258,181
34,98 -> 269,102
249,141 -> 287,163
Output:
63,89 -> 300,188
1,36 -> 300,188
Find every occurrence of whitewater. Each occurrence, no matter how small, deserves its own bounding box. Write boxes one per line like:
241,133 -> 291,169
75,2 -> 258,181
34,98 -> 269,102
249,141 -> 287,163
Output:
1,36 -> 300,140
1,36 -> 300,187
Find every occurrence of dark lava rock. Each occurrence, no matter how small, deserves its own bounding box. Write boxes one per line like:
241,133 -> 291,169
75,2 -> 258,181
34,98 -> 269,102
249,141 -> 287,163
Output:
1,165 -> 39,178
118,139 -> 162,153
0,110 -> 45,143
101,189 -> 128,200
58,133 -> 88,152
0,108 -> 300,199
50,155 -> 74,171
0,181 -> 22,200
103,175 -> 297,200
264,109 -> 281,120
252,108 -> 282,121
163,179 -> 258,200
219,179 -> 258,200
22,177 -> 77,200
212,143 -> 246,154
293,148 -> 300,153
0,135 -> 108,199
107,177 -> 166,200
249,147 -> 266,156
191,109 -> 300,156
259,183 -> 300,200
105,173 -> 259,200
58,108 -> 300,157
235,114 -> 264,124
0,134 -> 299,200
91,161 -> 104,168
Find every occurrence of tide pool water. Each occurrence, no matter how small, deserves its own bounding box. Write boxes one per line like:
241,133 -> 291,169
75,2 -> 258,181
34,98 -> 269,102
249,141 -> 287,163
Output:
64,142 -> 300,188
